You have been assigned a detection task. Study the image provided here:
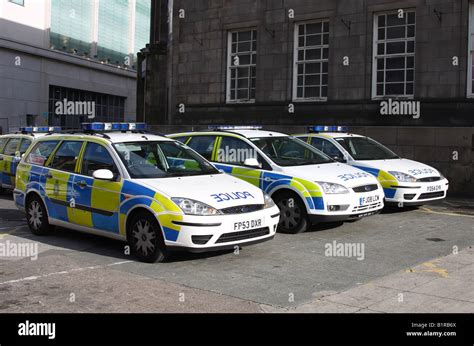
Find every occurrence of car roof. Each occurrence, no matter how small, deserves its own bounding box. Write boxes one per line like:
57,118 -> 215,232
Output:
174,129 -> 289,139
0,133 -> 41,139
300,132 -> 366,139
37,131 -> 173,144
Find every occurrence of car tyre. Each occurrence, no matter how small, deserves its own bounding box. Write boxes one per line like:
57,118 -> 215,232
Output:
127,210 -> 168,263
26,194 -> 53,235
273,191 -> 309,234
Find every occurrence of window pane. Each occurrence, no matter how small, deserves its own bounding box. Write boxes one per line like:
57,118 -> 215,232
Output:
26,141 -> 59,166
3,138 -> 21,156
187,136 -> 217,161
81,143 -> 118,176
49,141 -> 83,172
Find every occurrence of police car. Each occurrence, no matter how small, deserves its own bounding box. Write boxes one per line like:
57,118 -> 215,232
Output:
295,126 -> 449,206
14,123 -> 279,263
0,127 -> 60,193
169,126 -> 385,234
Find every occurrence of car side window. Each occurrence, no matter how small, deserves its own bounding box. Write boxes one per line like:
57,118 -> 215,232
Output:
173,136 -> 189,144
49,141 -> 83,173
3,138 -> 21,156
81,142 -> 119,177
186,136 -> 217,161
26,141 -> 59,166
0,138 -> 9,153
311,137 -> 343,159
19,139 -> 32,154
217,136 -> 264,167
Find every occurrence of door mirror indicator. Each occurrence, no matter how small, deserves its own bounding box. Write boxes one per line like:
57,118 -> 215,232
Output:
92,169 -> 114,181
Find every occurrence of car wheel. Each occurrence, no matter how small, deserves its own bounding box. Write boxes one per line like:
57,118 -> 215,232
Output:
274,191 -> 309,234
26,194 -> 53,235
127,211 -> 168,263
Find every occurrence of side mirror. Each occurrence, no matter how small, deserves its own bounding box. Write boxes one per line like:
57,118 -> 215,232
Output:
13,151 -> 22,163
333,156 -> 347,163
244,158 -> 261,168
92,169 -> 114,181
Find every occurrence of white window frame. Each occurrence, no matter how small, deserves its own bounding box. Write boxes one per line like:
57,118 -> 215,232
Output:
292,20 -> 329,102
468,2 -> 474,97
372,9 -> 416,100
226,29 -> 257,104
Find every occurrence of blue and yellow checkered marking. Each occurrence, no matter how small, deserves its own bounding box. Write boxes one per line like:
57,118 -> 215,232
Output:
15,163 -> 184,242
353,165 -> 397,199
213,163 -> 325,211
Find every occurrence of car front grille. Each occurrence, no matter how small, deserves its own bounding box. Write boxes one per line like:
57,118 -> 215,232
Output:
215,227 -> 270,244
352,184 -> 379,193
352,202 -> 383,213
418,191 -> 445,200
418,176 -> 442,182
220,204 -> 264,214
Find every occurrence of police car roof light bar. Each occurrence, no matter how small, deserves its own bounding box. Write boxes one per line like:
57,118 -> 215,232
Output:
81,122 -> 147,132
307,125 -> 349,133
208,125 -> 263,131
20,126 -> 62,134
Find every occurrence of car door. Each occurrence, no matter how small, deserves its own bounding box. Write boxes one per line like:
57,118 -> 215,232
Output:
71,141 -> 122,233
43,140 -> 84,223
0,137 -> 21,187
213,135 -> 270,190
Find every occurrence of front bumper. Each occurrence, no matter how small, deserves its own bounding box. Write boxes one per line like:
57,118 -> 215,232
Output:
384,178 -> 449,204
164,205 -> 280,251
308,187 -> 385,222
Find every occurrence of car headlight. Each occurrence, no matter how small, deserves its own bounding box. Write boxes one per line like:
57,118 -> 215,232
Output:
263,193 -> 276,209
388,171 -> 417,182
316,182 -> 349,194
171,198 -> 222,216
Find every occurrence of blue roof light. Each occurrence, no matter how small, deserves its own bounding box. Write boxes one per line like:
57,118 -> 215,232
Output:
81,122 -> 147,132
20,126 -> 62,134
308,125 -> 349,133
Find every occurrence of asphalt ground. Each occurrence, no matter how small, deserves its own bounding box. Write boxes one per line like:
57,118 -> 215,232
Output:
0,193 -> 473,312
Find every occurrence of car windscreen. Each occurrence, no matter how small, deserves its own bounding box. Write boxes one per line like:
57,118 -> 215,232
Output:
334,136 -> 399,160
113,141 -> 220,179
250,136 -> 333,167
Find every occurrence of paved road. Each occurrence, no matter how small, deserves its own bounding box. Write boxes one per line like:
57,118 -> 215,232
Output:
0,194 -> 473,312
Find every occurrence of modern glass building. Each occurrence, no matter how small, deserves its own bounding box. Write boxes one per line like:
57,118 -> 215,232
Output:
50,0 -> 151,69
0,0 -> 150,131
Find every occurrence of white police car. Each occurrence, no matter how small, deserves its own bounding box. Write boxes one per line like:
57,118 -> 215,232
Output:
169,126 -> 385,234
14,123 -> 279,263
295,126 -> 449,206
0,127 -> 60,193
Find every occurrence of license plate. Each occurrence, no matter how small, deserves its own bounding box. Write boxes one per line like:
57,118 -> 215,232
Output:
359,195 -> 380,206
426,185 -> 442,192
234,218 -> 263,231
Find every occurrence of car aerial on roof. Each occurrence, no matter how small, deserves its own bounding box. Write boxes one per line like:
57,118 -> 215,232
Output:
0,126 -> 61,193
168,126 -> 385,234
14,122 -> 279,263
294,126 -> 449,206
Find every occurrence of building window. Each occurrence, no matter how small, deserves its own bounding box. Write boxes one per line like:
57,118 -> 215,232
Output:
373,10 -> 416,98
48,85 -> 125,129
293,21 -> 329,101
227,29 -> 257,103
468,3 -> 474,97
8,0 -> 24,6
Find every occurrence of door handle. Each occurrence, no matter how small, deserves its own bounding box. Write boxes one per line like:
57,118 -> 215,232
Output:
76,181 -> 87,189
45,173 -> 53,179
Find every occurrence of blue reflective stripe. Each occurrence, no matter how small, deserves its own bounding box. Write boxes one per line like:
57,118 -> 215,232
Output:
261,172 -> 292,192
353,165 -> 380,177
383,188 -> 396,199
163,226 -> 179,241
92,212 -> 120,233
213,163 -> 233,173
121,180 -> 155,202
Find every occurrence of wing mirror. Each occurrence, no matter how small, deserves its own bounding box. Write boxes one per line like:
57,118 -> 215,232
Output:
333,155 -> 347,163
13,151 -> 22,163
243,158 -> 261,168
92,169 -> 115,181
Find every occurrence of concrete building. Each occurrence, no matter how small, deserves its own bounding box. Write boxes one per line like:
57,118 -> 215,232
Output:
138,0 -> 474,196
0,0 -> 150,131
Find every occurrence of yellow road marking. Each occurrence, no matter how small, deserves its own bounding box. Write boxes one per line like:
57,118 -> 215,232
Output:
416,207 -> 474,219
406,261 -> 449,278
0,226 -> 26,239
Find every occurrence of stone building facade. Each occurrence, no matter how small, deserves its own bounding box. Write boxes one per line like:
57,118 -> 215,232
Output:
138,0 -> 474,196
